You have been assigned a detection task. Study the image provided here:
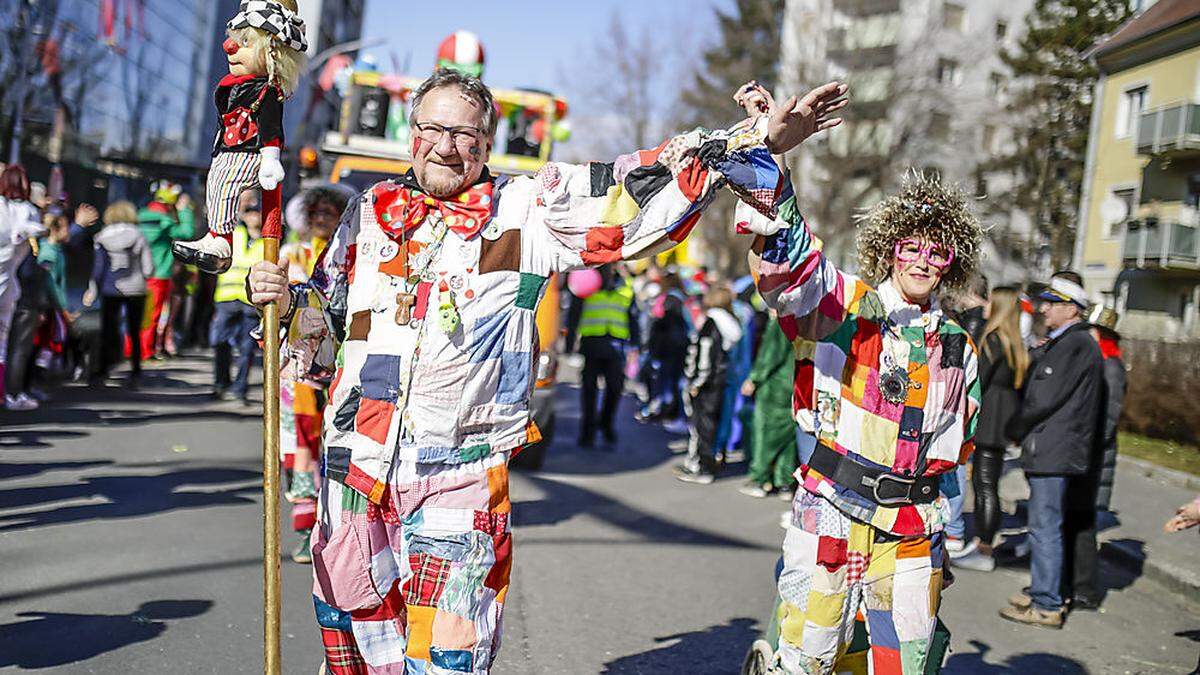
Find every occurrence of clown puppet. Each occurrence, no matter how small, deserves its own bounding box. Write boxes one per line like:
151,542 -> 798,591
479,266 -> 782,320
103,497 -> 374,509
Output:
174,0 -> 307,273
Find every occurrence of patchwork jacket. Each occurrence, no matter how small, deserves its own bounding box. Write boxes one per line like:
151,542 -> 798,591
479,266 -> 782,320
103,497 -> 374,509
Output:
286,117 -> 773,503
740,180 -> 980,538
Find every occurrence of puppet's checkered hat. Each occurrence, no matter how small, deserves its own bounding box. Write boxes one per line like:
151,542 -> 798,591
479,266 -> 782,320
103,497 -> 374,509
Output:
228,1 -> 308,53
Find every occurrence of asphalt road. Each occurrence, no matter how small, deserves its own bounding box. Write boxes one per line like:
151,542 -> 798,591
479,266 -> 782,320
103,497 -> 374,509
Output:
1,355 -> 1197,674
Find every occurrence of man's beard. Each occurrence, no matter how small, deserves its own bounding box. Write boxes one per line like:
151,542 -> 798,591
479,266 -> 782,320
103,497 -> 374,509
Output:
417,164 -> 475,199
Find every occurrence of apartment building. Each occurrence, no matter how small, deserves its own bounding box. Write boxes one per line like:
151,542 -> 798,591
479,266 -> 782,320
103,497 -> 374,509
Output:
1076,0 -> 1200,340
778,0 -> 1038,281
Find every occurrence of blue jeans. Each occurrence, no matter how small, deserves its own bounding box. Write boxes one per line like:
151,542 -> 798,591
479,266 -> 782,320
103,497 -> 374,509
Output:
210,301 -> 259,397
943,464 -> 968,540
1027,475 -> 1069,611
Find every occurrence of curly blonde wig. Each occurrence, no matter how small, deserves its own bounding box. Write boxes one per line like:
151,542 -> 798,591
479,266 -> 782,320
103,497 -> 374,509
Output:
229,0 -> 305,97
854,172 -> 983,291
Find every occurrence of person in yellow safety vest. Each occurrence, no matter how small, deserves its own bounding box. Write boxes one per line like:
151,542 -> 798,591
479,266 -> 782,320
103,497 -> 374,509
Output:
565,264 -> 640,449
209,195 -> 264,404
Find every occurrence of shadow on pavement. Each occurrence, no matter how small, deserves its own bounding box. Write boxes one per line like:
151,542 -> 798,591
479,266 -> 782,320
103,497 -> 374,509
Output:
1098,538 -> 1145,591
514,474 -> 772,550
0,558 -> 262,604
0,468 -> 261,532
523,385 -> 750,482
0,460 -> 112,479
944,640 -> 1089,674
0,429 -> 89,448
600,617 -> 759,674
0,599 -> 212,669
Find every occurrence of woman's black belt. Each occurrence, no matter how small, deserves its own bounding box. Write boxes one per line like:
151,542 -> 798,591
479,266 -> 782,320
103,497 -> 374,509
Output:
806,442 -> 939,507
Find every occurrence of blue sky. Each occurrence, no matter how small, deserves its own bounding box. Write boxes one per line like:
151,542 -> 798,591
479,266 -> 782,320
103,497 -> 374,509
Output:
360,0 -> 733,94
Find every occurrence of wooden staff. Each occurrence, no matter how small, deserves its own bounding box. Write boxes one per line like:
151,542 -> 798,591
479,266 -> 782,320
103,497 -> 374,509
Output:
260,184 -> 284,674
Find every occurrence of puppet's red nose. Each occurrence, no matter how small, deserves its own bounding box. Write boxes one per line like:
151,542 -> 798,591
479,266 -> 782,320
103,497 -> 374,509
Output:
223,38 -> 239,55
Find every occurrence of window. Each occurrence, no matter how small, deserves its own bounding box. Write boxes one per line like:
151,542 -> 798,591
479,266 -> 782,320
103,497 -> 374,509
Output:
981,125 -> 998,153
1115,86 -> 1148,139
995,20 -> 1008,39
942,3 -> 966,31
930,113 -> 952,141
936,58 -> 961,86
989,72 -> 1005,97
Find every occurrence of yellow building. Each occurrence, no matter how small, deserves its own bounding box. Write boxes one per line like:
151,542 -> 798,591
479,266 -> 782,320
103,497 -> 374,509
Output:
1076,0 -> 1200,339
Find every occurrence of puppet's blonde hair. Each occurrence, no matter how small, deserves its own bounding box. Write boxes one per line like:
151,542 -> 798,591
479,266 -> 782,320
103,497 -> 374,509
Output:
229,0 -> 305,97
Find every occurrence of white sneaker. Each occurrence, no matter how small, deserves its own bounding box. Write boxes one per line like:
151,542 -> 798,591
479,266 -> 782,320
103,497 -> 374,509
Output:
952,549 -> 997,572
947,537 -> 979,560
5,393 -> 38,411
739,481 -> 770,498
173,233 -> 232,274
666,438 -> 690,453
661,418 -> 690,436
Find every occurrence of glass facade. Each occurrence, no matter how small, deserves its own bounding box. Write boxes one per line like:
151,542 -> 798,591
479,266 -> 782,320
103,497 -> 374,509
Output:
1,0 -> 363,204
15,0 -> 216,167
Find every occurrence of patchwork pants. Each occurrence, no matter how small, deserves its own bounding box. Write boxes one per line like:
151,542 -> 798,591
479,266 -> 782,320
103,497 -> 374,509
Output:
206,151 -> 261,235
311,454 -> 511,674
777,491 -> 944,675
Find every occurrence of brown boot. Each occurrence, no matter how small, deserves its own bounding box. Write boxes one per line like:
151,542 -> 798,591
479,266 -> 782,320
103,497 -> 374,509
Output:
1008,591 -> 1032,610
999,604 -> 1064,629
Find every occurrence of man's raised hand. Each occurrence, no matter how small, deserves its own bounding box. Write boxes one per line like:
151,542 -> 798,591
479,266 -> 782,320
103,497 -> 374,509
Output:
764,81 -> 848,156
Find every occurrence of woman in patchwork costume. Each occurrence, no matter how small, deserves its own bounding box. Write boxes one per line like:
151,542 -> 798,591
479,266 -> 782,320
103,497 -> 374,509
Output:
174,0 -> 306,274
248,70 -> 849,674
735,85 -> 981,675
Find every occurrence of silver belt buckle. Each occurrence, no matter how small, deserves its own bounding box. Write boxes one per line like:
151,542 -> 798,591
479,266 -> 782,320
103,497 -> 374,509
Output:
865,473 -> 915,506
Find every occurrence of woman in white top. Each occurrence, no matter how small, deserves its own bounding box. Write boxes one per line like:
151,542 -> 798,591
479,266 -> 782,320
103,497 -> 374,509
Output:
0,165 -> 47,408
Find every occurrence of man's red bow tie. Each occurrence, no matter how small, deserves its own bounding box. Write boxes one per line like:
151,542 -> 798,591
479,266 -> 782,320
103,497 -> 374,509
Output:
372,180 -> 494,240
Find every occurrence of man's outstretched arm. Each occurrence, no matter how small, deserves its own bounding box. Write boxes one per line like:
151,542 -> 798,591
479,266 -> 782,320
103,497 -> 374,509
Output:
523,82 -> 847,273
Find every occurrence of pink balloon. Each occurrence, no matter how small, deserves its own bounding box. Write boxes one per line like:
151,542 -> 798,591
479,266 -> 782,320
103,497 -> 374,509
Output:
567,269 -> 603,298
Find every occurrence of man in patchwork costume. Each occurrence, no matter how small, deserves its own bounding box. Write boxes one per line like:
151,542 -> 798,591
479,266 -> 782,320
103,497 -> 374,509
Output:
248,70 -> 849,674
735,85 -> 981,675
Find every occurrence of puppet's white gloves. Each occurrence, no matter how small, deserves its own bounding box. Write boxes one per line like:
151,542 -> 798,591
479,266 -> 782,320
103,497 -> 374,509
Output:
259,146 -> 285,191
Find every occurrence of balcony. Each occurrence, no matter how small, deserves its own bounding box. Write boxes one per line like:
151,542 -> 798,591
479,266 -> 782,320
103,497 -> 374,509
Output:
1122,203 -> 1200,271
1137,103 -> 1200,156
832,0 -> 901,17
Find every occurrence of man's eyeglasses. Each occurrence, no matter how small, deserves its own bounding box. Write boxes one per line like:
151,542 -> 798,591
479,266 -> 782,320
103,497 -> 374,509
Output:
894,238 -> 955,270
412,121 -> 485,150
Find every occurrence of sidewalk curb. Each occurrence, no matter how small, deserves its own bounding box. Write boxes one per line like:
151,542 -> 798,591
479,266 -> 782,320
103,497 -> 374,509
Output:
1100,539 -> 1200,600
1116,455 -> 1200,492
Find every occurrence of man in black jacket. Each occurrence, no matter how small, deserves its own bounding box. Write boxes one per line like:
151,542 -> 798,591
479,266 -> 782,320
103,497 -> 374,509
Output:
1000,271 -> 1103,629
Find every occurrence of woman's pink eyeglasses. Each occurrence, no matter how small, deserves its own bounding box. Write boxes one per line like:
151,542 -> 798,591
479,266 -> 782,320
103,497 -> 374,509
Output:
893,238 -> 955,270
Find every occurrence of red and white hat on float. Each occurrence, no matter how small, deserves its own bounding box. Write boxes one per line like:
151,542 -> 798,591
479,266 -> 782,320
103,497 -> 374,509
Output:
436,30 -> 485,78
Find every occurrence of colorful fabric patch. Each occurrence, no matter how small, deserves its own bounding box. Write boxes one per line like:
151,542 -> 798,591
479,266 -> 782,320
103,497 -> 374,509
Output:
314,596 -> 354,631
473,510 -> 508,536
515,273 -> 546,310
459,443 -> 492,463
429,647 -> 473,672
624,162 -> 672,207
354,398 -> 395,445
320,624 -> 369,675
580,226 -> 625,265
479,229 -> 521,274
405,553 -> 452,607
347,311 -> 371,341
413,281 -> 432,320
495,351 -> 530,404
432,610 -> 477,651
360,354 -> 402,402
589,162 -> 616,196
598,185 -> 640,226
816,535 -> 848,571
332,387 -> 362,432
